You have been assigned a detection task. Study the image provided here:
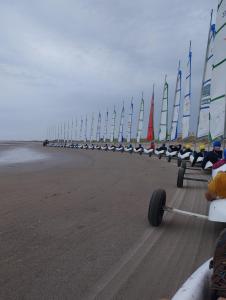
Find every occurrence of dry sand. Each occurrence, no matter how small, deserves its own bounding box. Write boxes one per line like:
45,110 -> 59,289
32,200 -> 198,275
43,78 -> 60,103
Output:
0,143 -> 223,299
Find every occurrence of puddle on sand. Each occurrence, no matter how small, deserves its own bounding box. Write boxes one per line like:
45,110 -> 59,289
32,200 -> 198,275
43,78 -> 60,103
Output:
0,148 -> 47,165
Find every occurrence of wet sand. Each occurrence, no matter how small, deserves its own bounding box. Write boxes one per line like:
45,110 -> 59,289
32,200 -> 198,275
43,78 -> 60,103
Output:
0,143 -> 222,299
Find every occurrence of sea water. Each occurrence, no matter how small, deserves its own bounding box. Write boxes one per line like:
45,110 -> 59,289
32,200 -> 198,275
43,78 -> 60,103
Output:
0,148 -> 47,165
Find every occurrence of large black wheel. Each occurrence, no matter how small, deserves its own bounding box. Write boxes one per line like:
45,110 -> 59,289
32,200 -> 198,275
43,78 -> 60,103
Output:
177,158 -> 182,167
148,189 -> 166,227
181,161 -> 187,169
177,167 -> 185,188
167,156 -> 171,163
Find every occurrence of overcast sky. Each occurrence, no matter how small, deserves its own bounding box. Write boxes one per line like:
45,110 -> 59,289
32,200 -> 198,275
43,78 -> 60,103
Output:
0,0 -> 216,140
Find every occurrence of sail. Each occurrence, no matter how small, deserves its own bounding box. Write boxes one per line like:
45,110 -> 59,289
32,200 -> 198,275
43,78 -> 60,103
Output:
90,114 -> 94,142
96,112 -> 102,142
197,11 -> 215,138
79,117 -> 83,141
147,85 -> 155,141
110,107 -> 116,143
158,77 -> 168,141
210,0 -> 226,140
103,110 -> 109,142
84,116 -> 88,142
182,41 -> 192,139
118,103 -> 125,143
170,62 -> 182,141
136,95 -> 144,143
70,119 -> 73,143
127,98 -> 133,143
74,118 -> 78,141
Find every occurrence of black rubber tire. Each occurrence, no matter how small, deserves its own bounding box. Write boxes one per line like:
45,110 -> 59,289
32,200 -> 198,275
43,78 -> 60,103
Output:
139,150 -> 143,155
148,189 -> 166,227
167,156 -> 171,163
177,158 -> 182,167
158,154 -> 162,159
181,161 -> 187,169
149,152 -> 152,157
177,167 -> 185,188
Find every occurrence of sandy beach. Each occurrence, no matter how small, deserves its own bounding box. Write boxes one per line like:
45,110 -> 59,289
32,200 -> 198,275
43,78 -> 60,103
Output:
0,142 -> 223,299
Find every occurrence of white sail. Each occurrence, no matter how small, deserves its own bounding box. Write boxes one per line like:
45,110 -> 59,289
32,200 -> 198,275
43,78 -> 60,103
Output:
182,41 -> 192,139
84,116 -> 88,142
136,95 -> 144,143
79,117 -> 83,141
170,62 -> 182,141
90,114 -> 94,142
127,98 -> 133,143
103,110 -> 109,142
118,103 -> 125,143
110,107 -> 116,143
74,118 -> 78,141
197,11 -> 215,138
70,119 -> 73,143
210,0 -> 226,140
96,112 -> 102,142
158,77 -> 168,141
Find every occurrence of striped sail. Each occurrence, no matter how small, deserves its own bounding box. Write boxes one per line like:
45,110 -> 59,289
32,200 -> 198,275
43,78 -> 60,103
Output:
110,107 -> 116,143
147,85 -> 155,141
96,112 -> 101,142
136,95 -> 144,143
103,110 -> 109,142
127,98 -> 133,143
182,41 -> 192,139
158,77 -> 168,141
118,103 -> 125,143
197,11 -> 215,138
90,114 -> 94,142
79,117 -> 83,141
210,0 -> 226,140
170,62 -> 182,141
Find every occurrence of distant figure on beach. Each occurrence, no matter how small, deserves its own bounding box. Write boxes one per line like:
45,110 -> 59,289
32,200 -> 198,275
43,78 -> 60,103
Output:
43,140 -> 49,146
212,149 -> 226,170
179,144 -> 192,155
201,141 -> 222,169
191,144 -> 207,167
168,144 -> 181,152
156,143 -> 167,152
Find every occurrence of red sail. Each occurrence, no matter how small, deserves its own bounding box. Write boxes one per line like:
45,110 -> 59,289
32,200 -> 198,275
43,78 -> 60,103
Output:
147,86 -> 154,141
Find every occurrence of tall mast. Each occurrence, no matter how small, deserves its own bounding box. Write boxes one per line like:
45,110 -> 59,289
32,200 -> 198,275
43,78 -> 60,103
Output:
90,113 -> 94,143
104,109 -> 109,142
182,41 -> 192,140
84,115 -> 88,142
96,112 -> 102,142
197,10 -> 215,139
147,85 -> 155,141
127,97 -> 133,143
158,76 -> 168,141
136,93 -> 144,143
118,102 -> 125,143
110,107 -> 116,143
79,117 -> 83,141
170,62 -> 182,141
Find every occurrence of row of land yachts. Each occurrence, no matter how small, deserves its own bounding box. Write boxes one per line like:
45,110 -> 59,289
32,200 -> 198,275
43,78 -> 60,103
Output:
45,139 -> 226,299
